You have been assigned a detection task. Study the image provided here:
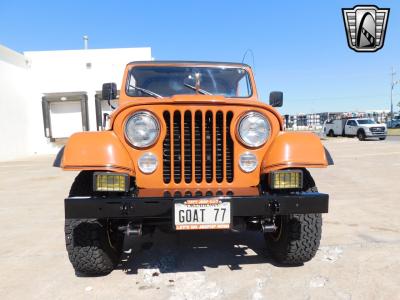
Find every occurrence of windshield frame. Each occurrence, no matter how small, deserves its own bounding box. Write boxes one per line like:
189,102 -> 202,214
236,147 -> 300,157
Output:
124,64 -> 255,99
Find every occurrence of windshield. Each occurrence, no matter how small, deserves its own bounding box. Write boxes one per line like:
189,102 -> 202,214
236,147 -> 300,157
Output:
357,119 -> 376,125
126,66 -> 252,98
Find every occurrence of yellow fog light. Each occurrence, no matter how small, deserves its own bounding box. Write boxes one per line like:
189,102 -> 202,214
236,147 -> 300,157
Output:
270,170 -> 303,189
94,172 -> 129,192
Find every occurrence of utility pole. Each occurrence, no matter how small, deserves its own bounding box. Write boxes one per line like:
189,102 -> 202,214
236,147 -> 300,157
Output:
83,35 -> 89,50
390,67 -> 395,119
391,67 -> 400,120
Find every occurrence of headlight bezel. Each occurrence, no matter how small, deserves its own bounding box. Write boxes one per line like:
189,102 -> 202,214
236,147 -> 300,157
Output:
124,110 -> 160,149
236,111 -> 271,148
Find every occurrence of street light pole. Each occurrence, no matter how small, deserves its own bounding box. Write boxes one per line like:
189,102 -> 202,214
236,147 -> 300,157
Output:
390,67 -> 399,120
391,67 -> 395,119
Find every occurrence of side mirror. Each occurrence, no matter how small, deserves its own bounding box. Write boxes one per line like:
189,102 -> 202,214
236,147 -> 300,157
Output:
269,91 -> 283,107
102,82 -> 117,100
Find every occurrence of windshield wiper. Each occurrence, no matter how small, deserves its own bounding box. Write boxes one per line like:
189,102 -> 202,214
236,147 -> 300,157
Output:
184,83 -> 212,95
128,84 -> 163,98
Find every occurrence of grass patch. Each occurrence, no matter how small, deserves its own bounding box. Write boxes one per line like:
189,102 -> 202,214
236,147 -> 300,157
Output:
388,128 -> 400,136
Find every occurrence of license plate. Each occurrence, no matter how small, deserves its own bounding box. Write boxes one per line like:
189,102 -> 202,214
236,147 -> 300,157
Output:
174,198 -> 231,230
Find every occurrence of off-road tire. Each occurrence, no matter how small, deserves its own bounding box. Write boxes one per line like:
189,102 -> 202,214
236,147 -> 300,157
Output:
264,175 -> 322,265
65,171 -> 120,276
265,213 -> 322,265
65,219 -> 119,276
69,171 -> 93,197
357,130 -> 365,141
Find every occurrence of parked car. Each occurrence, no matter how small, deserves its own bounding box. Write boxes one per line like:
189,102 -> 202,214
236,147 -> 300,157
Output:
54,61 -> 332,276
324,118 -> 387,141
387,116 -> 400,128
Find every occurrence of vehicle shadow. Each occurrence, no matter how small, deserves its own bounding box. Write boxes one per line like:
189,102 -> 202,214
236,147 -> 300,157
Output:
117,229 -> 290,274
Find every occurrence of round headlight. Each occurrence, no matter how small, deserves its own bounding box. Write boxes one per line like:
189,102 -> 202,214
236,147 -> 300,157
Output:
239,152 -> 258,173
138,152 -> 158,174
125,111 -> 160,148
237,112 -> 270,148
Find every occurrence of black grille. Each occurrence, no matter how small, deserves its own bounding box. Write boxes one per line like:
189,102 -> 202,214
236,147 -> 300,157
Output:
163,110 -> 234,184
205,111 -> 213,183
216,111 -> 223,183
173,111 -> 182,183
184,111 -> 192,183
162,111 -> 171,183
195,111 -> 202,183
226,112 -> 234,183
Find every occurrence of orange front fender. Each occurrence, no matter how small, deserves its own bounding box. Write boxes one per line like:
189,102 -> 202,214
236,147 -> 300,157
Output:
61,131 -> 135,175
262,132 -> 330,173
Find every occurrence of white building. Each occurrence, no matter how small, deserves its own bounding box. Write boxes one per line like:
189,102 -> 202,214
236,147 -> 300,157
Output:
0,44 -> 152,161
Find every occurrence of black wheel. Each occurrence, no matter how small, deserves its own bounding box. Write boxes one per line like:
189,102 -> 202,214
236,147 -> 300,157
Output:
328,130 -> 335,137
65,219 -> 120,276
68,171 -> 93,196
379,137 -> 386,140
264,172 -> 322,265
357,130 -> 365,141
65,171 -> 122,276
265,213 -> 322,265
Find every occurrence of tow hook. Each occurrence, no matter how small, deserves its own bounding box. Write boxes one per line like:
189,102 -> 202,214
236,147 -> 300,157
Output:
261,218 -> 277,233
119,222 -> 142,237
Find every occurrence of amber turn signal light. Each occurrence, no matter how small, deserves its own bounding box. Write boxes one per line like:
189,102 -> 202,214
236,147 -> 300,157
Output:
269,170 -> 303,189
94,172 -> 129,192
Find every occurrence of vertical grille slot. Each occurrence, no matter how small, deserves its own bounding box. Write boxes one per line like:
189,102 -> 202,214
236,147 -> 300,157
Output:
205,111 -> 213,183
173,111 -> 182,183
226,112 -> 234,182
216,111 -> 224,183
163,109 -> 234,185
194,111 -> 203,183
163,111 -> 171,183
184,111 -> 192,183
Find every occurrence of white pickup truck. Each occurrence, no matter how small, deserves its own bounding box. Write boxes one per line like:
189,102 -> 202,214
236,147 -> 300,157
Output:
324,118 -> 387,141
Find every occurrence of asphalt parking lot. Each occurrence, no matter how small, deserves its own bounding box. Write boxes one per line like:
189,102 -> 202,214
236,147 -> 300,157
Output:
0,137 -> 399,300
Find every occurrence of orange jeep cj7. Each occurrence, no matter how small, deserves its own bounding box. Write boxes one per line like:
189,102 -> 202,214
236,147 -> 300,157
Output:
54,61 -> 332,275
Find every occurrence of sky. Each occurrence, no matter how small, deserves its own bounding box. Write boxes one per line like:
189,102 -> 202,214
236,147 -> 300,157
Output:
0,0 -> 399,114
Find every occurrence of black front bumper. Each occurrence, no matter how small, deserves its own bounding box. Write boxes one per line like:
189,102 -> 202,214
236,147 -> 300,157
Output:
65,189 -> 329,219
